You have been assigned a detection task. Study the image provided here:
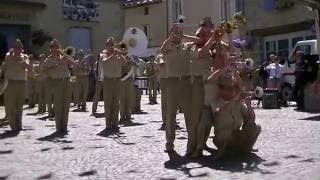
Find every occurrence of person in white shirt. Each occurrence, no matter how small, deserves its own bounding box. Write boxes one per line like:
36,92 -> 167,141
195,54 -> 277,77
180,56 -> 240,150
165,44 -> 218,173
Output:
266,54 -> 284,90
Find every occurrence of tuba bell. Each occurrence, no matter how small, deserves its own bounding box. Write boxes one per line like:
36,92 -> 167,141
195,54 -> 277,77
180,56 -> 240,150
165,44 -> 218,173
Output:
122,27 -> 148,56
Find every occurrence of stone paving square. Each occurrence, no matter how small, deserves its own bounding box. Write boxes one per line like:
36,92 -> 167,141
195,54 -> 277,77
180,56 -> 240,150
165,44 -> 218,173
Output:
0,96 -> 320,180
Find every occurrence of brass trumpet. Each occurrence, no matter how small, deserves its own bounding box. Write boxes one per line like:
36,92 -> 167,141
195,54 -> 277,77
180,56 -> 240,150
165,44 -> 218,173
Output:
217,12 -> 246,37
63,46 -> 76,57
242,86 -> 264,99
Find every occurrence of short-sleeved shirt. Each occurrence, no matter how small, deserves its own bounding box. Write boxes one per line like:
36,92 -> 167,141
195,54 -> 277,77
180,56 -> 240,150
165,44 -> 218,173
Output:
155,54 -> 167,79
74,58 -> 91,76
189,44 -> 213,77
44,56 -> 70,79
204,82 -> 218,106
2,54 -> 28,81
163,43 -> 191,77
211,98 -> 246,139
101,53 -> 123,78
266,63 -> 284,79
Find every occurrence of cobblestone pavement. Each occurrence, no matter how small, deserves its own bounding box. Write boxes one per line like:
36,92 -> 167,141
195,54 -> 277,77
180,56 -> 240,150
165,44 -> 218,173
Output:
0,96 -> 320,180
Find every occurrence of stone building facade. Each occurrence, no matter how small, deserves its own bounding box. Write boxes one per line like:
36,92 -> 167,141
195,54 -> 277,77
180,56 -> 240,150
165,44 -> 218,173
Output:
0,0 -> 124,61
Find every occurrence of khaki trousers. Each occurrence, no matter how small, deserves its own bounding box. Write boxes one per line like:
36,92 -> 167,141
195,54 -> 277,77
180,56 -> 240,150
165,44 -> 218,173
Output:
103,77 -> 121,129
70,81 -> 77,105
27,79 -> 37,106
92,80 -> 103,113
76,75 -> 89,108
36,80 -> 46,113
4,80 -> 26,131
50,78 -> 71,132
188,76 -> 205,154
120,78 -> 134,120
195,106 -> 214,151
148,77 -> 158,104
213,123 -> 261,154
45,80 -> 54,117
159,78 -> 168,124
166,77 -> 192,150
133,86 -> 142,112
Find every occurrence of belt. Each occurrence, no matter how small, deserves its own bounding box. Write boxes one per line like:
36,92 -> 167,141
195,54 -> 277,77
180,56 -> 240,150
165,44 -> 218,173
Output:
104,77 -> 121,81
8,79 -> 26,82
49,77 -> 70,81
168,76 -> 190,80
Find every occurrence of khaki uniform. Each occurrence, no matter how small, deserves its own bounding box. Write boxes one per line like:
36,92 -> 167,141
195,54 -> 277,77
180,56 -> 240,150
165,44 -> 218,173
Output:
164,44 -> 192,151
157,62 -> 168,125
34,61 -> 47,113
132,60 -> 145,112
74,59 -> 90,110
101,53 -> 123,129
120,62 -> 135,121
188,45 -> 213,154
92,58 -> 104,113
44,56 -> 71,133
27,61 -> 38,107
2,54 -> 28,131
211,98 -> 261,154
145,62 -> 158,104
70,68 -> 78,106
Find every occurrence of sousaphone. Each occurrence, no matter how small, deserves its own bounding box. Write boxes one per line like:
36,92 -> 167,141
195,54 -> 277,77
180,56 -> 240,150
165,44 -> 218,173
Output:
121,27 -> 148,82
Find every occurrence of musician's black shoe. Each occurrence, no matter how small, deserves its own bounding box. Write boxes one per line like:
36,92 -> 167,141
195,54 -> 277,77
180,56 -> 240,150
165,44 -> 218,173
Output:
159,123 -> 166,131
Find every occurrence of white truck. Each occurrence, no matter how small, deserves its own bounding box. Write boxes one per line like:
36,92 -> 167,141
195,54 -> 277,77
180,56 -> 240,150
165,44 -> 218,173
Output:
281,40 -> 318,100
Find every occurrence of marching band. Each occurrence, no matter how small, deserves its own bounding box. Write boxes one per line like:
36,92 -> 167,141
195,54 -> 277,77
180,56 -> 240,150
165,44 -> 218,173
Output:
0,14 -> 265,159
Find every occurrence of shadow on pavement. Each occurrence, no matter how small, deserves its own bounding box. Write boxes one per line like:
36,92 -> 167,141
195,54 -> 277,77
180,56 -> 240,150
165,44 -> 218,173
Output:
120,121 -> 145,127
97,128 -> 124,138
0,150 -> 13,154
78,170 -> 97,177
92,113 -> 105,118
164,151 -> 271,177
298,115 -> 320,121
36,173 -> 52,179
0,121 -> 9,128
0,130 -> 19,139
0,175 -> 9,180
37,132 -> 72,144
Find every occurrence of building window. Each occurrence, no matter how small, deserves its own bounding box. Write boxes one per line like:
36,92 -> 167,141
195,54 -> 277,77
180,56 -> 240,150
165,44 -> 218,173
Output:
236,0 -> 244,14
306,35 -> 316,40
278,39 -> 289,63
292,37 -> 303,48
221,0 -> 229,21
144,6 -> 149,15
266,41 -> 277,59
143,25 -> 150,42
173,0 -> 183,23
264,0 -> 275,11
